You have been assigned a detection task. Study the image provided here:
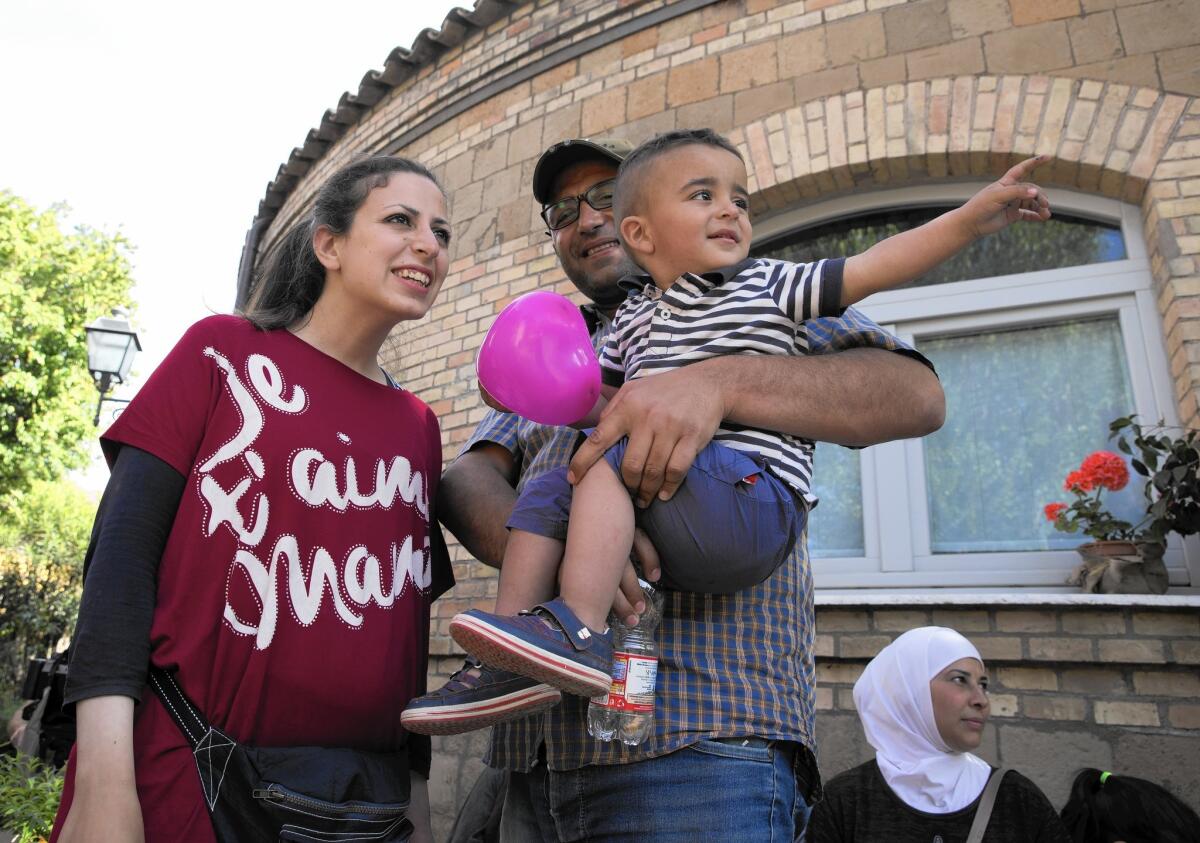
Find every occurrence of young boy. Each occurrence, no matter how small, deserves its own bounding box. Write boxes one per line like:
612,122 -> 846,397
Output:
403,129 -> 1050,734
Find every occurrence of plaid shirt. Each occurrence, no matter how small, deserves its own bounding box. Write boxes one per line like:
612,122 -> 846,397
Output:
465,303 -> 930,772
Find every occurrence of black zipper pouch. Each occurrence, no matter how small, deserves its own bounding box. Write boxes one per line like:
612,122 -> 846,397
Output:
150,666 -> 412,843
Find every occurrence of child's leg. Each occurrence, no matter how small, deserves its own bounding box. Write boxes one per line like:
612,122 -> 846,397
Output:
494,530 -> 563,615
494,466 -> 576,615
445,443 -> 635,699
558,457 -> 635,633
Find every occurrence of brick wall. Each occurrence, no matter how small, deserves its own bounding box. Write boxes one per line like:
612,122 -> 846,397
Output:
815,602 -> 1200,811
247,0 -> 1200,834
254,0 -> 1200,439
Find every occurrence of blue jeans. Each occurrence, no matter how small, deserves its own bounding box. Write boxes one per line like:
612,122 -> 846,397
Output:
502,739 -> 810,842
499,766 -> 557,843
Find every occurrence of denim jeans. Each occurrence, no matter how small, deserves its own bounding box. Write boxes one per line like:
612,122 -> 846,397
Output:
499,765 -> 558,843
535,738 -> 812,842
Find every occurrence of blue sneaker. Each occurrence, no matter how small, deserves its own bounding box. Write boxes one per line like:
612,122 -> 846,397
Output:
450,598 -> 613,698
400,658 -> 561,736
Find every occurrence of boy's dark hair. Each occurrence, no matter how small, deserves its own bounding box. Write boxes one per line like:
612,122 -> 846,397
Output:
243,155 -> 441,331
1060,768 -> 1200,843
614,128 -> 743,223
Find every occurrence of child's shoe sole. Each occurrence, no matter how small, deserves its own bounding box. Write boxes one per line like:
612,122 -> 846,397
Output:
401,683 -> 561,735
451,612 -> 612,699
401,659 -> 562,736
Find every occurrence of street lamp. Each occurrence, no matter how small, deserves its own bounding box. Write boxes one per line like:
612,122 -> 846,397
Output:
85,307 -> 141,425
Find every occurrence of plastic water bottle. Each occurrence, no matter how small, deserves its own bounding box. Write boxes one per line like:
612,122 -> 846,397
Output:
617,582 -> 662,746
586,614 -> 625,741
587,581 -> 663,746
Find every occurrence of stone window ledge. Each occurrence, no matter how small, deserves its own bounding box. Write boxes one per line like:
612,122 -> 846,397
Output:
815,591 -> 1200,608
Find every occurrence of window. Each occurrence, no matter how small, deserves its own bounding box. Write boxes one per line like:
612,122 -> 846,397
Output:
752,185 -> 1195,590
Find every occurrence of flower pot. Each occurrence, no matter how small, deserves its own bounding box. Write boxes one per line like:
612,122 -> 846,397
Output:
1067,541 -> 1168,595
1077,540 -> 1139,560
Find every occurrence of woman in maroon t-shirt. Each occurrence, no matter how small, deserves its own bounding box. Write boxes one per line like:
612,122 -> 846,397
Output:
54,156 -> 454,843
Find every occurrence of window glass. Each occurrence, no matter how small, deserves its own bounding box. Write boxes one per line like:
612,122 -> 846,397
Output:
919,317 -> 1143,553
809,445 -> 864,558
756,208 -> 1125,287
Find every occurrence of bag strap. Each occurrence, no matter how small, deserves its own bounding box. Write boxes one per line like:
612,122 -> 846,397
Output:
965,767 -> 1009,843
147,665 -> 211,750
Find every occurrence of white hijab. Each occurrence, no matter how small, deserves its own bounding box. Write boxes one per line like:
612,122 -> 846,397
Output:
852,626 -> 993,814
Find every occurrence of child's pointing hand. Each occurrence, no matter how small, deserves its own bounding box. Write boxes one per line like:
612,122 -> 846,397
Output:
960,155 -> 1052,238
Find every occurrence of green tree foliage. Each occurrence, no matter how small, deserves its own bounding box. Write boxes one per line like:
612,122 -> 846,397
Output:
0,191 -> 135,511
0,480 -> 95,697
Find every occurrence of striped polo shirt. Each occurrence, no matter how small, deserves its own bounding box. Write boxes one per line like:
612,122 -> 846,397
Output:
599,257 -> 846,502
467,299 -> 932,774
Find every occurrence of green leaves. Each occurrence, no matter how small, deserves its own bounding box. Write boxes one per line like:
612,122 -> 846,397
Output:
0,480 -> 95,694
0,191 -> 135,511
0,755 -> 63,842
0,190 -> 125,704
1051,416 -> 1200,548
1106,416 -> 1200,547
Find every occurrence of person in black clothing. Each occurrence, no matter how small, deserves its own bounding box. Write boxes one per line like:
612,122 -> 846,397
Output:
1060,768 -> 1200,843
807,626 -> 1069,843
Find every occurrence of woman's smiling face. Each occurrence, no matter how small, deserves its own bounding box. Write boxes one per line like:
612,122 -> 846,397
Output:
930,657 -> 990,752
324,171 -> 451,324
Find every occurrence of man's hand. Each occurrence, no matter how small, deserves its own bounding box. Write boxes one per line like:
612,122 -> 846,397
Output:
959,155 -> 1051,238
569,367 -> 725,507
609,529 -> 662,625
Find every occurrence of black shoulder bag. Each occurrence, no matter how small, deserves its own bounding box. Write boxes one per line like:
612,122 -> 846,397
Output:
149,665 -> 413,843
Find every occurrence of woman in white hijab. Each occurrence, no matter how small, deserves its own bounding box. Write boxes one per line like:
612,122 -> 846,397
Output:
806,627 -> 1069,843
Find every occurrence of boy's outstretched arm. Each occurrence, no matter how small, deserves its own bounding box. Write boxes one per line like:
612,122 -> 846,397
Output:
841,155 -> 1051,306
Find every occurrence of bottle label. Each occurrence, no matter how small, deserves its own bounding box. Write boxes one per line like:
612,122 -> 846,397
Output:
597,651 -> 629,708
620,653 -> 657,712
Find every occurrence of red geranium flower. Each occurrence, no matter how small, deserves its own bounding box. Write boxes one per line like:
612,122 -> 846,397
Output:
1080,450 -> 1129,492
1064,470 -> 1094,492
1044,502 -> 1068,522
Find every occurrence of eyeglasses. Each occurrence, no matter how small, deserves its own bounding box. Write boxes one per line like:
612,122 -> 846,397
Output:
540,179 -> 616,231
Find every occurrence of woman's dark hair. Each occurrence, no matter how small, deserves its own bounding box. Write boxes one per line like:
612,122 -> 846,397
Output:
243,155 -> 441,330
1060,768 -> 1200,843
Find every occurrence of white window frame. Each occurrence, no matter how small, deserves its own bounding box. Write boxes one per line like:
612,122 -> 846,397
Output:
755,184 -> 1199,591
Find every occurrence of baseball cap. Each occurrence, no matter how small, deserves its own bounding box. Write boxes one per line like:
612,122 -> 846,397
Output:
531,137 -> 634,204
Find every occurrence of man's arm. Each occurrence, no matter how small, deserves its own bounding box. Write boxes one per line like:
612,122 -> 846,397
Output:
569,348 -> 944,507
437,443 -> 519,570
716,347 -> 943,444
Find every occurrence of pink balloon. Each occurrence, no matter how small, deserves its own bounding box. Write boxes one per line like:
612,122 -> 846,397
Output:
477,291 -> 601,426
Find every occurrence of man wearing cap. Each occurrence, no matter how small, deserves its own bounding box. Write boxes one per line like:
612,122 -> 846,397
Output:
437,136 -> 945,841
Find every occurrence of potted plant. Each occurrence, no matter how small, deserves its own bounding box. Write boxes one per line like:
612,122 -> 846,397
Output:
1044,416 -> 1199,594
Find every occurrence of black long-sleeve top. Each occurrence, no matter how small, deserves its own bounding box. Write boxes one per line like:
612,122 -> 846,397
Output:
807,760 -> 1071,843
